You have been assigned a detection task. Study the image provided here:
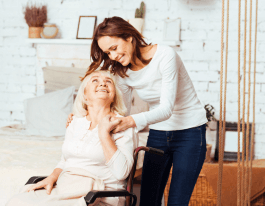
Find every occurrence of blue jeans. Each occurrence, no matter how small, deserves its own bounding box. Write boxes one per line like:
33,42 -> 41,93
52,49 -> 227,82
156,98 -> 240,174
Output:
139,124 -> 207,206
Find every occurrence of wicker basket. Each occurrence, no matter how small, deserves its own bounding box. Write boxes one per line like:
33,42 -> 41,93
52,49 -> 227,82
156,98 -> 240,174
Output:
188,173 -> 217,206
164,169 -> 217,206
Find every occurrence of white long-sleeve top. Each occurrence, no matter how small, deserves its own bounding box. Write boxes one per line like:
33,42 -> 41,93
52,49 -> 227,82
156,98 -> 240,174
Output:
117,44 -> 208,131
55,114 -> 137,206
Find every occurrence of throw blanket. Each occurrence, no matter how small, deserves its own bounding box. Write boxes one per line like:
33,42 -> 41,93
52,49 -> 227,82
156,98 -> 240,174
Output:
6,167 -> 105,206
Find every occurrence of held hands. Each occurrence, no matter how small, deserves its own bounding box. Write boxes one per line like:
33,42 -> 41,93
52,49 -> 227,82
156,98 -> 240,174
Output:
111,116 -> 136,134
65,113 -> 136,133
98,115 -> 121,138
26,175 -> 57,195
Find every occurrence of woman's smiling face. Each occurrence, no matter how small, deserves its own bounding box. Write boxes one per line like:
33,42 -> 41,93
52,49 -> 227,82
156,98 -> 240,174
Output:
84,72 -> 116,105
97,36 -> 133,66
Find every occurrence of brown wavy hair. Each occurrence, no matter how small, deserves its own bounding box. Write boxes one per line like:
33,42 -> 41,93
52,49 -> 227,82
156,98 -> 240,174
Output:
81,16 -> 151,80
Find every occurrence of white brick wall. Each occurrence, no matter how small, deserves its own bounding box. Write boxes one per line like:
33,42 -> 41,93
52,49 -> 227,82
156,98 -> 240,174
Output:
0,0 -> 264,158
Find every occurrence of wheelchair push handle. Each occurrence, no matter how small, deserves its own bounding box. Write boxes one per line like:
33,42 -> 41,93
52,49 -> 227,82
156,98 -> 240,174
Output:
148,147 -> 164,156
134,146 -> 164,156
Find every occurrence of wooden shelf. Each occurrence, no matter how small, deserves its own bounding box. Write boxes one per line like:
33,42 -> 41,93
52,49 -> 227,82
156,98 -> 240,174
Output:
26,38 -> 93,45
26,38 -> 180,46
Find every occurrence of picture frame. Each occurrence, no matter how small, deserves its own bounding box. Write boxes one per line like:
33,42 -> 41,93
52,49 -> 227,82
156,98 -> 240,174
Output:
214,121 -> 252,161
76,16 -> 97,39
163,18 -> 181,45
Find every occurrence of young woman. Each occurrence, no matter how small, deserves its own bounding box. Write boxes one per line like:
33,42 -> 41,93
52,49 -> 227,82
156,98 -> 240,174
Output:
67,16 -> 208,206
7,71 -> 137,206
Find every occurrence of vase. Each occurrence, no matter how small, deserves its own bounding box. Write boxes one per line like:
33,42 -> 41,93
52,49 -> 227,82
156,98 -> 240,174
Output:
128,18 -> 144,34
28,27 -> 42,38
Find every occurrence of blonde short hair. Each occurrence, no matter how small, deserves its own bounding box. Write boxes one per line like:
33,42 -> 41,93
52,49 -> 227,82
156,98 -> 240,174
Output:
73,70 -> 126,117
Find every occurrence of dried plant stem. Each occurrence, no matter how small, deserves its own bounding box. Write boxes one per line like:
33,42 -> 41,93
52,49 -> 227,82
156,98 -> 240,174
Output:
23,4 -> 47,27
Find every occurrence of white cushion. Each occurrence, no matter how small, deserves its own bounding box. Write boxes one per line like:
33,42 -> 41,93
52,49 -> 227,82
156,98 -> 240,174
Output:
24,86 -> 75,136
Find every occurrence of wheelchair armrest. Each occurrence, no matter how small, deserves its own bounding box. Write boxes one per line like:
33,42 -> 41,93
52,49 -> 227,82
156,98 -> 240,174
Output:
84,190 -> 137,206
25,176 -> 47,185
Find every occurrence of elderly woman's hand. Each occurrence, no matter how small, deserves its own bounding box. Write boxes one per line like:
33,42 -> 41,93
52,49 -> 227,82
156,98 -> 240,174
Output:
98,115 -> 122,138
66,113 -> 74,128
111,116 -> 136,134
26,175 -> 57,195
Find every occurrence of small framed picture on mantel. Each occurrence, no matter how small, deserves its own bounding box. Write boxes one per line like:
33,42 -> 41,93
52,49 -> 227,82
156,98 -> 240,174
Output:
76,16 -> 97,39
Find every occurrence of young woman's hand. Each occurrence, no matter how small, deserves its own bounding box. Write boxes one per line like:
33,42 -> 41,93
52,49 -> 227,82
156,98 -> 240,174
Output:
98,115 -> 121,138
26,175 -> 57,195
111,116 -> 136,133
66,113 -> 74,128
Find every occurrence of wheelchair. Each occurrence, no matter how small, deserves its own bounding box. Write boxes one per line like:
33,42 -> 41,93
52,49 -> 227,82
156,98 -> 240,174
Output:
25,146 -> 164,206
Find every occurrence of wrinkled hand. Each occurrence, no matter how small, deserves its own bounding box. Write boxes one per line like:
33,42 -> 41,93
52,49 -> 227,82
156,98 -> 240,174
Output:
26,175 -> 57,195
66,113 -> 74,128
98,115 -> 122,138
111,116 -> 136,134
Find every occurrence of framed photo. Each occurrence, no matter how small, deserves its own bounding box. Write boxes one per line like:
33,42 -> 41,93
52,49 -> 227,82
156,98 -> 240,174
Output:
76,16 -> 97,39
214,121 -> 252,161
163,18 -> 181,44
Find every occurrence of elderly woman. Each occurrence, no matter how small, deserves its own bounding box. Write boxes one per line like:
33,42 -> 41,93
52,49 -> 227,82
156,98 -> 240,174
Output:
6,70 -> 137,206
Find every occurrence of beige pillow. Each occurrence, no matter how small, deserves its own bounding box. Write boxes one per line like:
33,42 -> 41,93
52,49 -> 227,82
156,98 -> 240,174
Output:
43,66 -> 87,93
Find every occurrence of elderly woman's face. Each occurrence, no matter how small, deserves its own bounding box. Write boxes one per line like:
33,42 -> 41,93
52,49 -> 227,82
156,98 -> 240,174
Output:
85,72 -> 115,105
97,36 -> 133,66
